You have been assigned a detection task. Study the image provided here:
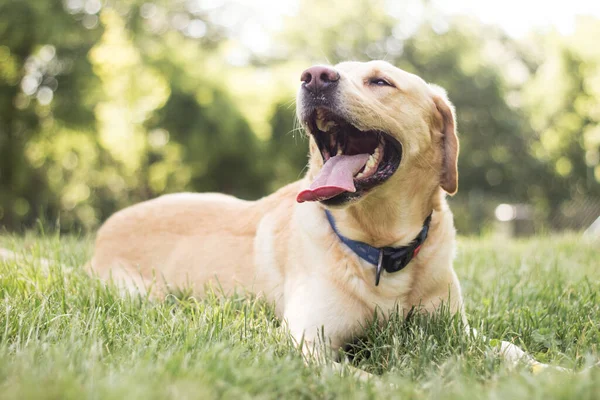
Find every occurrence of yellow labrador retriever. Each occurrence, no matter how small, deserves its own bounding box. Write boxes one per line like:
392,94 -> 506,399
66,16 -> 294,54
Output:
88,61 -> 548,372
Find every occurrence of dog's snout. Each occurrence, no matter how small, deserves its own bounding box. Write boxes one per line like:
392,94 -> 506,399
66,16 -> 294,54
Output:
301,66 -> 340,93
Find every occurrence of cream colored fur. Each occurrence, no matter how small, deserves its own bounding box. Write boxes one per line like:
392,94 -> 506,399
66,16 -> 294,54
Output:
85,60 -> 551,374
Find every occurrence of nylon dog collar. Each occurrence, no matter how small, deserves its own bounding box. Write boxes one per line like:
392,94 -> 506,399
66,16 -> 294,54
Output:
325,210 -> 432,286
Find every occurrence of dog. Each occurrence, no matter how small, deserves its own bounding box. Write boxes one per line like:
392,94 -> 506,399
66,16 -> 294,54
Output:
87,60 -> 552,374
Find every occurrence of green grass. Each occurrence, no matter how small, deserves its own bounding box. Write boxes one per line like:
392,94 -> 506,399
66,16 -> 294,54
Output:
1,232 -> 599,399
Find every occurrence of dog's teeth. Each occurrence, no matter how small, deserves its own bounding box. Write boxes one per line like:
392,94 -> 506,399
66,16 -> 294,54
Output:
336,147 -> 343,156
373,146 -> 381,163
316,118 -> 326,131
353,137 -> 387,180
366,155 -> 376,169
316,118 -> 336,132
361,156 -> 375,176
365,154 -> 379,172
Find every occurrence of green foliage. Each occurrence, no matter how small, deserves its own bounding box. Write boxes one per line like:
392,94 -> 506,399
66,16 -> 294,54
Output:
0,0 -> 598,232
0,0 -> 272,230
0,234 -> 599,398
522,19 -> 600,222
0,0 -> 101,229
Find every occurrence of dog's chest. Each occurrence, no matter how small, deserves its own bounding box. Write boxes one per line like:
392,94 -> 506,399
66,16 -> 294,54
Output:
315,244 -> 416,320
354,257 -> 416,310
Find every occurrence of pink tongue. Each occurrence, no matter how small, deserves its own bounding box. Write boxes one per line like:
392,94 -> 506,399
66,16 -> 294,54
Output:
296,154 -> 370,203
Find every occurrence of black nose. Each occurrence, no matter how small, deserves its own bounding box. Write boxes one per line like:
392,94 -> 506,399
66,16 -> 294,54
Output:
301,65 -> 340,93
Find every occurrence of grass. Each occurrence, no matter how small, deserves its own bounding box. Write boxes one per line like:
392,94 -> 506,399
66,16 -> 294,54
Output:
0,232 -> 599,399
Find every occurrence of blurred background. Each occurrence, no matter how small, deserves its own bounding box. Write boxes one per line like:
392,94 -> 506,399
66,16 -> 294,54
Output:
0,0 -> 599,235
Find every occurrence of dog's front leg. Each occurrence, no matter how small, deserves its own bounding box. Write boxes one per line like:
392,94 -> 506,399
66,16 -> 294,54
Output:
467,327 -> 569,373
282,295 -> 374,381
282,302 -> 342,365
284,324 -> 374,381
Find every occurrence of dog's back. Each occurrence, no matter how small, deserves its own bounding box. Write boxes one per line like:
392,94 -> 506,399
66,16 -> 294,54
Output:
88,183 -> 302,297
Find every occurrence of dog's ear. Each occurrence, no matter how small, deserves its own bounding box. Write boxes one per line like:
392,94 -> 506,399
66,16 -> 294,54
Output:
431,86 -> 459,195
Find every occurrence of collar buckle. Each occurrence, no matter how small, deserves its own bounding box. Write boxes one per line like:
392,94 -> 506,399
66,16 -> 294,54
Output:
375,249 -> 384,286
325,210 -> 432,286
375,247 -> 413,286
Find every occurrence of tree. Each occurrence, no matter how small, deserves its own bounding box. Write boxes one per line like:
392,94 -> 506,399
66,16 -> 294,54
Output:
0,0 -> 102,229
522,18 -> 600,228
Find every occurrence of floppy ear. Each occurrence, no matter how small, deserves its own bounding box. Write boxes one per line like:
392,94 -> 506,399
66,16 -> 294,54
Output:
432,91 -> 459,195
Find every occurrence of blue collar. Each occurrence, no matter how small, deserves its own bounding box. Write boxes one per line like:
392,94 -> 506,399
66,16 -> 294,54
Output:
325,210 -> 432,286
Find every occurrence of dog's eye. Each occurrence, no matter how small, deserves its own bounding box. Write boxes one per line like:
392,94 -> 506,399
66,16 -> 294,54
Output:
369,78 -> 393,87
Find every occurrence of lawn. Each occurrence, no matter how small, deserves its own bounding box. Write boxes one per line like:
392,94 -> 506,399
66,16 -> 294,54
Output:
0,233 -> 599,399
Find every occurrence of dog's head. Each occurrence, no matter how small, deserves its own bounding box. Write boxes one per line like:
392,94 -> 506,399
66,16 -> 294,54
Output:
296,60 -> 458,207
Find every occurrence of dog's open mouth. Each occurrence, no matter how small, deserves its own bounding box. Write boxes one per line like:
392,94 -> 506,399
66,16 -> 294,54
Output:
297,108 -> 402,204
